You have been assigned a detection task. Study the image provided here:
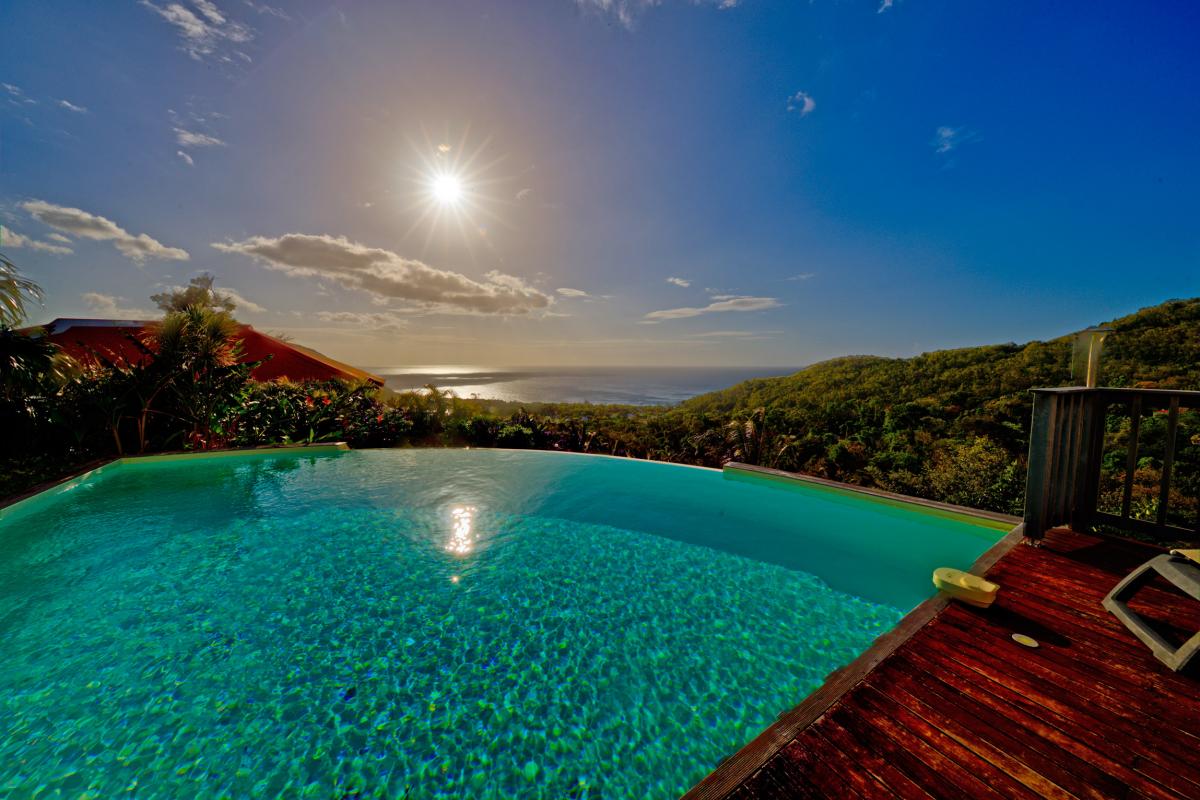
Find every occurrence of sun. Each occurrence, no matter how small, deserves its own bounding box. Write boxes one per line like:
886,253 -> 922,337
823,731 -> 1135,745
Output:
399,131 -> 510,258
431,173 -> 463,205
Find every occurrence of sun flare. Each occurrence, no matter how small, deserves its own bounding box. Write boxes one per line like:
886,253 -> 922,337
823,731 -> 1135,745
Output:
431,173 -> 464,205
400,132 -> 510,256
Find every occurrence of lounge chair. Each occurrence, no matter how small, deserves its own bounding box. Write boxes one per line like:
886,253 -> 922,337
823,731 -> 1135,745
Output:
1103,549 -> 1200,672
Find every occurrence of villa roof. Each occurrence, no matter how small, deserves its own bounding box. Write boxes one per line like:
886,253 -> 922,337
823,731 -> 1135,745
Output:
25,318 -> 384,386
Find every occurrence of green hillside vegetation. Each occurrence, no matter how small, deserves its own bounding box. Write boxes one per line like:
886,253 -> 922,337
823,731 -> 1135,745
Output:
452,298 -> 1200,519
2,261 -> 1196,529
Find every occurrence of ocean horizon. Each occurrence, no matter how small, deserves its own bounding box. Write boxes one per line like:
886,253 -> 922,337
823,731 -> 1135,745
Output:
366,365 -> 801,406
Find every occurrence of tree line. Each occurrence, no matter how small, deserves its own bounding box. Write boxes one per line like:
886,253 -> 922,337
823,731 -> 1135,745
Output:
2,258 -> 1196,534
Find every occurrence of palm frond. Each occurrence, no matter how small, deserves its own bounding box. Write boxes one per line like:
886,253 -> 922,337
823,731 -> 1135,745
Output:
0,255 -> 44,327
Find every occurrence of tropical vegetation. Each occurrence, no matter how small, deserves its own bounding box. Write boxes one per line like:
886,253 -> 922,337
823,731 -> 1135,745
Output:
1,258 -> 1196,536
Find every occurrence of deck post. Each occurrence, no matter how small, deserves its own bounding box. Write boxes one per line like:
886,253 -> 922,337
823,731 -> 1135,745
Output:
1023,390 -> 1058,541
1073,391 -> 1107,532
1025,386 -> 1198,543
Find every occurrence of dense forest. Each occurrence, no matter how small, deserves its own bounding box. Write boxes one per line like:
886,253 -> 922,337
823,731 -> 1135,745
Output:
2,259 -> 1197,529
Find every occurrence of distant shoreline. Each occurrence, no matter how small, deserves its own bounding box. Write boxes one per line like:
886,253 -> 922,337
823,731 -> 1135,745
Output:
366,365 -> 802,406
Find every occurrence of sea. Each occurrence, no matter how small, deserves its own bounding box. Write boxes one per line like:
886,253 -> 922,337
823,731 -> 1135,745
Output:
366,365 -> 800,406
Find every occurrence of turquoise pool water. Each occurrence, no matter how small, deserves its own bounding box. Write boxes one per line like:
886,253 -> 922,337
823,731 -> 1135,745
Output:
0,449 -> 1003,798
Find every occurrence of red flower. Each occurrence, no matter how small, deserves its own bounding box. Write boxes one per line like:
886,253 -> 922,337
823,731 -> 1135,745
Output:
376,414 -> 384,423
323,397 -> 332,406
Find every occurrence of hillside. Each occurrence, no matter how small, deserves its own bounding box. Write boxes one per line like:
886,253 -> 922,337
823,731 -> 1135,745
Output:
5,297 -> 1195,524
683,298 -> 1200,415
651,298 -> 1200,516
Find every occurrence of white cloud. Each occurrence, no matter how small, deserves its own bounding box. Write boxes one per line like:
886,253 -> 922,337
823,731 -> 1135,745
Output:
315,310 -> 408,332
933,126 -> 957,153
878,0 -> 895,12
219,287 -> 265,313
243,1 -> 291,20
159,282 -> 265,313
1,225 -> 74,255
213,233 -> 553,316
23,200 -> 189,263
932,126 -> 978,155
644,295 -> 781,321
2,83 -> 35,105
57,99 -> 87,113
191,0 -> 226,24
690,330 -> 775,338
177,150 -> 195,166
786,272 -> 815,281
574,0 -> 739,29
47,233 -> 72,243
787,91 -> 815,116
515,188 -> 533,201
557,287 -> 589,297
140,0 -> 253,61
666,276 -> 691,288
174,128 -> 225,147
82,292 -> 157,319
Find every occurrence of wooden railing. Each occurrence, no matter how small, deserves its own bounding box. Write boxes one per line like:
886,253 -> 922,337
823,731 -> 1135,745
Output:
1023,387 -> 1199,541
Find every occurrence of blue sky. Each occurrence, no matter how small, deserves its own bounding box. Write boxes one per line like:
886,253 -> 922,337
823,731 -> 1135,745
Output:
2,0 -> 1197,367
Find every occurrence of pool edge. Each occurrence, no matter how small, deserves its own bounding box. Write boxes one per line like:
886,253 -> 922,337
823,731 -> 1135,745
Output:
722,462 -> 1020,532
679,522 -> 1025,800
0,443 -> 350,522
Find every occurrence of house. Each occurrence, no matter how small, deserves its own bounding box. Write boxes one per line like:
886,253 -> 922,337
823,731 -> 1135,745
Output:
26,318 -> 384,387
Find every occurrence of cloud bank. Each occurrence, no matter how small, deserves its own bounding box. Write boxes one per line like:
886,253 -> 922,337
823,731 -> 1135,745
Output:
22,200 -> 189,262
2,83 -> 35,105
175,128 -> 226,148
221,287 -> 266,313
82,292 -> 156,319
1,225 -> 74,255
213,233 -> 553,315
315,310 -> 408,332
140,0 -> 253,61
644,295 -> 780,321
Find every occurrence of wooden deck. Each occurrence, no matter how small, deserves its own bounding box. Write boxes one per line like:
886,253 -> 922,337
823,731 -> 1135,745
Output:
686,528 -> 1200,800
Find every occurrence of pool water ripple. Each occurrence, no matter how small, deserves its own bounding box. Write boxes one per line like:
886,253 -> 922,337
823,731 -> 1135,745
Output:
0,449 -> 997,798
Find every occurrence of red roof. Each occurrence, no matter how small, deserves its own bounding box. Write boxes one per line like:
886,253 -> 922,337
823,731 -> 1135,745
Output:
26,319 -> 383,386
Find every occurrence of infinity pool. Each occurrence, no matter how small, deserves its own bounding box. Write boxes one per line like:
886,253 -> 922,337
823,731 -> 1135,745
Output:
0,449 -> 1005,798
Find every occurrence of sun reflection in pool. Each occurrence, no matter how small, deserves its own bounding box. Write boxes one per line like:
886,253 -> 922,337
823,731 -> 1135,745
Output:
446,505 -> 477,555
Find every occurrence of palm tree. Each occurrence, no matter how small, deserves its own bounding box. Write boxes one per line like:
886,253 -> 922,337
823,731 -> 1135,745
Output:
0,256 -> 75,400
0,332 -> 75,402
0,256 -> 77,459
0,254 -> 42,327
422,383 -> 457,420
146,305 -> 249,449
152,305 -> 241,373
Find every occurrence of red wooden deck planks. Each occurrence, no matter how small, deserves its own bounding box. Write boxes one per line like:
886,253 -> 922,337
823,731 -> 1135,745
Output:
693,529 -> 1200,800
